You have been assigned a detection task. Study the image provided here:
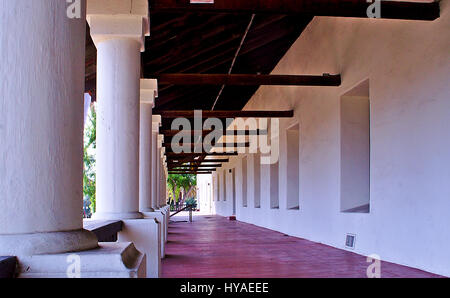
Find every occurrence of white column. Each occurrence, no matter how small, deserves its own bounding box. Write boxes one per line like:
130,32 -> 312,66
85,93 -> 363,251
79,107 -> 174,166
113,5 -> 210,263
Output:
156,135 -> 164,208
143,115 -> 166,259
139,79 -> 158,213
159,149 -> 166,207
0,0 -> 98,256
88,0 -> 150,220
162,155 -> 168,207
151,116 -> 162,210
164,162 -> 168,206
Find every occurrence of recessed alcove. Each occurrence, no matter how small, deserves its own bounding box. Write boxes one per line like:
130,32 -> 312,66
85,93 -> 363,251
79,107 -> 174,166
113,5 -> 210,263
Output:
340,79 -> 371,213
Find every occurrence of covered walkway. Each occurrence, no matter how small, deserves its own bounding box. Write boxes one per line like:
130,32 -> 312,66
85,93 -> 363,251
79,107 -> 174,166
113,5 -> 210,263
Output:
162,215 -> 441,278
1,0 -> 448,279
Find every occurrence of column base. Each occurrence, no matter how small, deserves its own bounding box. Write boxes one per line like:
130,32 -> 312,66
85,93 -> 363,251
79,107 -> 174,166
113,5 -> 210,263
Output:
17,242 -> 145,278
142,212 -> 166,258
118,219 -> 161,278
0,229 -> 98,256
141,207 -> 155,212
159,207 -> 169,245
92,211 -> 144,220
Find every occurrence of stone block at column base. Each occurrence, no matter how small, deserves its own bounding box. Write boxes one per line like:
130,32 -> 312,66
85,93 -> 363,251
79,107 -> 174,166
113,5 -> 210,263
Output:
118,219 -> 161,278
92,211 -> 144,220
17,242 -> 146,278
141,207 -> 155,212
142,211 -> 165,258
159,206 -> 170,243
0,229 -> 98,256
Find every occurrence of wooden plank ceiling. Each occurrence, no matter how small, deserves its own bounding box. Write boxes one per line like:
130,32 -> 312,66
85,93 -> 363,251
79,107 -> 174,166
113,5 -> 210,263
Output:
85,12 -> 313,119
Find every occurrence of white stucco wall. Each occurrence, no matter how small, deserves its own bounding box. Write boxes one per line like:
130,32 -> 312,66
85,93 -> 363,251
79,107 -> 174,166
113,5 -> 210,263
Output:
210,1 -> 450,276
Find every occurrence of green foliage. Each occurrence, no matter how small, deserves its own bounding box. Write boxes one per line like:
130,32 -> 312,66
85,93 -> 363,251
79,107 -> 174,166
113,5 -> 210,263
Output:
83,107 -> 96,216
167,174 -> 197,207
185,197 -> 197,209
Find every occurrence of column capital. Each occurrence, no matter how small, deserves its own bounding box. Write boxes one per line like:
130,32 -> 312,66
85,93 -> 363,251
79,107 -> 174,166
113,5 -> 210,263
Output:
152,115 -> 162,132
140,79 -> 158,106
87,0 -> 150,52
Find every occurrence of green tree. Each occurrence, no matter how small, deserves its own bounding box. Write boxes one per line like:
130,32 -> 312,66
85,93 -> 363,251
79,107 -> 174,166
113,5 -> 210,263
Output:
167,174 -> 197,208
83,106 -> 96,217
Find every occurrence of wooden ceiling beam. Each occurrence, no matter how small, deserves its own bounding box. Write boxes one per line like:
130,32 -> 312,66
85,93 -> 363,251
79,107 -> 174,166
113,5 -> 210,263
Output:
149,0 -> 439,21
169,172 -> 213,174
152,74 -> 341,86
158,110 -> 294,118
199,159 -> 229,163
166,152 -> 239,157
169,164 -> 222,168
168,158 -> 229,163
162,129 -> 266,137
169,167 -> 217,170
163,142 -> 250,148
167,163 -> 223,168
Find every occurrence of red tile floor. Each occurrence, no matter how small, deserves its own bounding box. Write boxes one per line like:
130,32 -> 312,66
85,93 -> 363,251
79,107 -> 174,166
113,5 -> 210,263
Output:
162,214 -> 442,278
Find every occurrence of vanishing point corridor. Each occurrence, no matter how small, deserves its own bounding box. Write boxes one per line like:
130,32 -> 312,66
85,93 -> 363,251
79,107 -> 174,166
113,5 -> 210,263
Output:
162,215 -> 441,278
